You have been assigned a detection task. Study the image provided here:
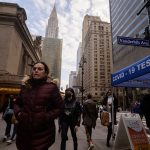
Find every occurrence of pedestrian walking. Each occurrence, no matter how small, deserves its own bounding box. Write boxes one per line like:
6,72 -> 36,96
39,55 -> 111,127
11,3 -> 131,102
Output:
2,94 -> 14,142
5,96 -> 18,144
102,90 -> 118,147
59,88 -> 82,150
131,100 -> 143,119
82,93 -> 98,150
6,113 -> 18,144
140,94 -> 150,131
14,61 -> 63,150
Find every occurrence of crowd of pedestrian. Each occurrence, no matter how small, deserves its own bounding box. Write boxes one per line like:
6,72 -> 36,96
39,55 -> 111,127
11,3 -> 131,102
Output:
1,61 -> 150,150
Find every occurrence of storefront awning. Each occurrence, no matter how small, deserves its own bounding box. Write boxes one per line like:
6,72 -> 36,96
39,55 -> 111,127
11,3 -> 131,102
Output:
111,55 -> 150,88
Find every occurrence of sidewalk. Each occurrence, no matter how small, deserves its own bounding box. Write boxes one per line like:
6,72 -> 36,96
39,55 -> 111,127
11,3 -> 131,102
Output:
1,112 -> 149,150
0,113 -> 113,150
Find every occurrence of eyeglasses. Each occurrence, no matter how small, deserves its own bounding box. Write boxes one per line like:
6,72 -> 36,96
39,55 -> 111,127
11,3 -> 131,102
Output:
32,67 -> 44,71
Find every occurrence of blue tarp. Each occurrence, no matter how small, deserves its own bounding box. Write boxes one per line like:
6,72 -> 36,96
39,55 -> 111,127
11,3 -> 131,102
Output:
111,55 -> 150,88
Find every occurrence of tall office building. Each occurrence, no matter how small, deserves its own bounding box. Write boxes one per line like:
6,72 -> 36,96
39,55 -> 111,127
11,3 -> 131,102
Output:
81,15 -> 112,99
45,5 -> 58,38
69,71 -> 77,93
76,43 -> 82,92
110,0 -> 150,72
42,4 -> 62,87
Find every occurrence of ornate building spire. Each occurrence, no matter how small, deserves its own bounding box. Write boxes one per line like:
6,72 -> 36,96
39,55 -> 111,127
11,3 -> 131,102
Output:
45,3 -> 58,38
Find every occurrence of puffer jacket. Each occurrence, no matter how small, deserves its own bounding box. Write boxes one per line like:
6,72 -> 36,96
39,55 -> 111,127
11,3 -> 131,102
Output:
14,80 -> 63,150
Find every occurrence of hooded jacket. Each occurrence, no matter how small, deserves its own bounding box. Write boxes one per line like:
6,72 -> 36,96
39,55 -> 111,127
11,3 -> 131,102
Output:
14,77 -> 63,150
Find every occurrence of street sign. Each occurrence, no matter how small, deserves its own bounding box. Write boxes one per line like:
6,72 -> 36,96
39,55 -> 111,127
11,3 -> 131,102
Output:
117,36 -> 150,47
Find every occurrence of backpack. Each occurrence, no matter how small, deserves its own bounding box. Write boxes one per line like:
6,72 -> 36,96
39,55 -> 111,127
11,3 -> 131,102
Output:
101,111 -> 109,126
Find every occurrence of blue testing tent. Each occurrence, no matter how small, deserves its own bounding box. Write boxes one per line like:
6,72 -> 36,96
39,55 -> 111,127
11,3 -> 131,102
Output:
111,55 -> 150,88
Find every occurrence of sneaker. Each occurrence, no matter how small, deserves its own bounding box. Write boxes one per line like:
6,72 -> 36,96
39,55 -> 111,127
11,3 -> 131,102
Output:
90,142 -> 94,148
88,141 -> 94,150
6,139 -> 12,144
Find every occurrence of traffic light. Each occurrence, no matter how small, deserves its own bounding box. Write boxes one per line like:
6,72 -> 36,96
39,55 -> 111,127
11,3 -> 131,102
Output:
144,26 -> 150,40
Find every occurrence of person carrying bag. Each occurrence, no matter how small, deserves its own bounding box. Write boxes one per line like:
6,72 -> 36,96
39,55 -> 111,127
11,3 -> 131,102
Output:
3,98 -> 14,120
2,95 -> 14,142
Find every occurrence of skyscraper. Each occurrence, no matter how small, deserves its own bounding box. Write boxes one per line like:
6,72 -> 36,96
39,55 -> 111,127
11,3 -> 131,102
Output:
109,0 -> 150,72
45,5 -> 58,38
42,4 -> 62,87
81,15 -> 112,99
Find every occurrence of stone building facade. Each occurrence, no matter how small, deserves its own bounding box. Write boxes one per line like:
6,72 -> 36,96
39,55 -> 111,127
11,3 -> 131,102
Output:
0,2 -> 41,109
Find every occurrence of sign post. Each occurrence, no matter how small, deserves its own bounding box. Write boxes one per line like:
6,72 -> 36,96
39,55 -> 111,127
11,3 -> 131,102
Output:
113,113 -> 150,150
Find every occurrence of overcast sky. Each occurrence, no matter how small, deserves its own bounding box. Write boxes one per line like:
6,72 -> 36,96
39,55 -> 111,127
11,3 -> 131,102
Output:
0,0 -> 110,90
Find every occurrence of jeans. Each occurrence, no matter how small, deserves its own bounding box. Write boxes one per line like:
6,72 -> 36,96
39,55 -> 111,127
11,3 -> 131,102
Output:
60,122 -> 77,150
84,125 -> 92,142
4,114 -> 12,137
107,122 -> 112,145
11,123 -> 17,140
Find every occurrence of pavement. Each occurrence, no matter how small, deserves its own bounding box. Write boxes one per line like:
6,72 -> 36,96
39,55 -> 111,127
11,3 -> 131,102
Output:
0,113 -> 113,150
0,112 -> 150,150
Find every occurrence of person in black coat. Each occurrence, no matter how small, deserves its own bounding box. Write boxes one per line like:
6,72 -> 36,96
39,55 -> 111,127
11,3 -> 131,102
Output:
102,90 -> 118,147
140,94 -> 150,130
59,88 -> 82,150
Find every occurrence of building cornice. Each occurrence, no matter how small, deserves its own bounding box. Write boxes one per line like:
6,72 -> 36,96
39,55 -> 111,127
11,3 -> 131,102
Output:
0,2 -> 40,61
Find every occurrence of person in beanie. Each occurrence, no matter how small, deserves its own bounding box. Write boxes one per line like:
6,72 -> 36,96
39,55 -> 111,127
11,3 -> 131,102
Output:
14,61 -> 63,150
59,88 -> 82,150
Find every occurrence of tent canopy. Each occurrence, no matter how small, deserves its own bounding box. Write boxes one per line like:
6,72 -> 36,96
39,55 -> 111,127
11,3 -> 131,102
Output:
111,55 -> 150,88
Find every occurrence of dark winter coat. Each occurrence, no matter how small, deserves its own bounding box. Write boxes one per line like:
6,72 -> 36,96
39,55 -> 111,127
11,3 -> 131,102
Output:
14,80 -> 63,150
140,94 -> 150,127
59,99 -> 81,127
82,99 -> 98,128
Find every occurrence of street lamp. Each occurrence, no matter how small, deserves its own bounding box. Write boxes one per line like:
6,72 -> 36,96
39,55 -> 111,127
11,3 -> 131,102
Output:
79,55 -> 86,105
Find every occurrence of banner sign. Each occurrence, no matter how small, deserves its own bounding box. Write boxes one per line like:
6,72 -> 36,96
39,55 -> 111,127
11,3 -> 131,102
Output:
111,55 -> 150,86
117,36 -> 150,47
